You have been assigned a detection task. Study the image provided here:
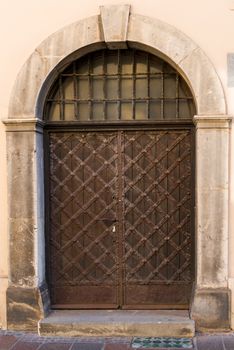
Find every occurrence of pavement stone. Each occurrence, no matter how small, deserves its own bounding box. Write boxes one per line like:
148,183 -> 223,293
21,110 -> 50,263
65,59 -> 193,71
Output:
195,335 -> 225,350
1,331 -> 234,349
11,341 -> 44,350
103,344 -> 131,349
223,336 -> 234,350
71,343 -> 104,350
0,334 -> 21,349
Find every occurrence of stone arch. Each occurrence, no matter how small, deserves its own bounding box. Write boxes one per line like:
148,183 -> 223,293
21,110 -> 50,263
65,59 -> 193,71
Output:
4,5 -> 231,332
8,5 -> 226,120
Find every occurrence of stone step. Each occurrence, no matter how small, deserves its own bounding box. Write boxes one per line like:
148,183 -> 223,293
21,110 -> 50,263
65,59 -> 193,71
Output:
39,310 -> 195,338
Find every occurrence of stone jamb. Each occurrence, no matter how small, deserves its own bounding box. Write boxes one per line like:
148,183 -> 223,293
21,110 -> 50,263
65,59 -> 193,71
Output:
190,115 -> 231,330
4,4 -> 231,331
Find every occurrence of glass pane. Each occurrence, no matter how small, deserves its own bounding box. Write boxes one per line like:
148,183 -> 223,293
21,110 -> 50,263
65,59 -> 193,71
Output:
179,78 -> 192,98
106,53 -> 118,74
92,54 -> 103,74
136,78 -> 147,98
78,103 -> 89,121
76,58 -> 88,74
150,77 -> 161,98
93,103 -> 104,120
164,101 -> 176,119
106,78 -> 118,99
48,102 -> 60,121
136,53 -> 147,74
149,101 -> 161,120
121,52 -> 132,74
106,103 -> 118,120
64,104 -> 75,120
78,78 -> 89,100
164,75 -> 176,98
179,100 -> 195,119
135,102 -> 147,120
121,103 -> 132,120
121,78 -> 133,99
62,77 -> 74,99
150,57 -> 163,73
164,62 -> 176,73
93,77 -> 104,99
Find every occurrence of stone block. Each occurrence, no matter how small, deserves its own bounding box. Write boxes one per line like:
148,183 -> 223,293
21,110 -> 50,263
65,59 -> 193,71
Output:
9,218 -> 35,287
7,284 -> 49,332
100,5 -> 130,49
179,48 -> 226,115
128,14 -> 198,66
39,310 -> 195,337
6,131 -> 35,218
191,288 -> 230,330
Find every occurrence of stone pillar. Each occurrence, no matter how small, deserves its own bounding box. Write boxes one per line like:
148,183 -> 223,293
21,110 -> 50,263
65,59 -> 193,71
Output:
0,121 -> 8,329
3,119 -> 49,331
191,115 -> 231,330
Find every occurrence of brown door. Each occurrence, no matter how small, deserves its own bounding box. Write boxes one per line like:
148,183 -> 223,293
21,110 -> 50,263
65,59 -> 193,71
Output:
47,128 -> 194,309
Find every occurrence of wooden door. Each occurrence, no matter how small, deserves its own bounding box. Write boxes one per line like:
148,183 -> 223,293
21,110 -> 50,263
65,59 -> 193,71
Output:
47,128 -> 194,309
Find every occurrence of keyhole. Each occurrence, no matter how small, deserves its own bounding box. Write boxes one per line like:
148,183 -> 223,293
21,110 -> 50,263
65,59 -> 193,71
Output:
112,225 -> 116,233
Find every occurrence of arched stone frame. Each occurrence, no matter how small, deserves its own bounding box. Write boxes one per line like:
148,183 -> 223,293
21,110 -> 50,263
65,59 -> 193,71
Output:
3,5 -> 231,331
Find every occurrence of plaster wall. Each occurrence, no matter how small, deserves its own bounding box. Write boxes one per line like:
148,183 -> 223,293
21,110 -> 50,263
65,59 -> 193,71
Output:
0,0 -> 234,329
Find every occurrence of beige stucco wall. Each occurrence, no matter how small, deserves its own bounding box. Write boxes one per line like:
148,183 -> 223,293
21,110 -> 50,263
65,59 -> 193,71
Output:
1,0 -> 234,328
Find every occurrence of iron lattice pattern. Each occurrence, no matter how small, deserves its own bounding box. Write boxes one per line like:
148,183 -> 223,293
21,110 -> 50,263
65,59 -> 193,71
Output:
45,49 -> 195,122
123,131 -> 193,284
48,130 -> 194,301
48,132 -> 119,287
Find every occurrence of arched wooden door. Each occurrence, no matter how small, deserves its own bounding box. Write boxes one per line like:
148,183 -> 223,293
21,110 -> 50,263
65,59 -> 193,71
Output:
44,49 -> 195,309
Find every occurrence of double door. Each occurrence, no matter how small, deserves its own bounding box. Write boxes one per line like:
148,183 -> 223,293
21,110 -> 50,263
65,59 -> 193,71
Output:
47,128 -> 194,309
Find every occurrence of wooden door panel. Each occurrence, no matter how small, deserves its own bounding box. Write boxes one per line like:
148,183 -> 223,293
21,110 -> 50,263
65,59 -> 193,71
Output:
122,130 -> 194,308
48,132 -> 119,308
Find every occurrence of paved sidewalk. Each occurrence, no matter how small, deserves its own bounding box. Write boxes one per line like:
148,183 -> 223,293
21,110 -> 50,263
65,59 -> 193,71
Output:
0,331 -> 234,349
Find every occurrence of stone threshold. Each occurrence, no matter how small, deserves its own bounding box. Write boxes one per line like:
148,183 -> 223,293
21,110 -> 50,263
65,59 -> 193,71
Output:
39,310 -> 195,338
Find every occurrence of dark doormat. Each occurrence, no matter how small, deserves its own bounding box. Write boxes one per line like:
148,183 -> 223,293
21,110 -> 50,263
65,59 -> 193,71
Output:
131,337 -> 193,348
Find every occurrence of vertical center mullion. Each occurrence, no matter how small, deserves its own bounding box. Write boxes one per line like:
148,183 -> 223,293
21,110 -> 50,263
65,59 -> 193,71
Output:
117,130 -> 124,307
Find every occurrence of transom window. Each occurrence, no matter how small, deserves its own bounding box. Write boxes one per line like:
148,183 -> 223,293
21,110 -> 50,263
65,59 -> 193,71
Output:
45,49 -> 195,122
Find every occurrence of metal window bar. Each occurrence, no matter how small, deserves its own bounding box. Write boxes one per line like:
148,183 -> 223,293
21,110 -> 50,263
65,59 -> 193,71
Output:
132,50 -> 136,120
88,55 -> 92,121
176,73 -> 179,119
117,50 -> 121,120
147,53 -> 150,119
103,50 -> 107,120
73,61 -> 78,120
59,76 -> 64,121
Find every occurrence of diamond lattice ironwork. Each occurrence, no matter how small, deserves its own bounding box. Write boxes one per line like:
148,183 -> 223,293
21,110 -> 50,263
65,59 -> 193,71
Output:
47,129 -> 194,308
49,132 -> 119,288
123,131 -> 193,285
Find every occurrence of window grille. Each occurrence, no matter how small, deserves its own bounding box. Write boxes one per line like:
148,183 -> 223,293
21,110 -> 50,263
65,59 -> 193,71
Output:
45,49 -> 195,122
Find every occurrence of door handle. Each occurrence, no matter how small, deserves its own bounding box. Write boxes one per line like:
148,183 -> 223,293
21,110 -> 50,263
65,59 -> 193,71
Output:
101,218 -> 116,223
98,218 -> 116,226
